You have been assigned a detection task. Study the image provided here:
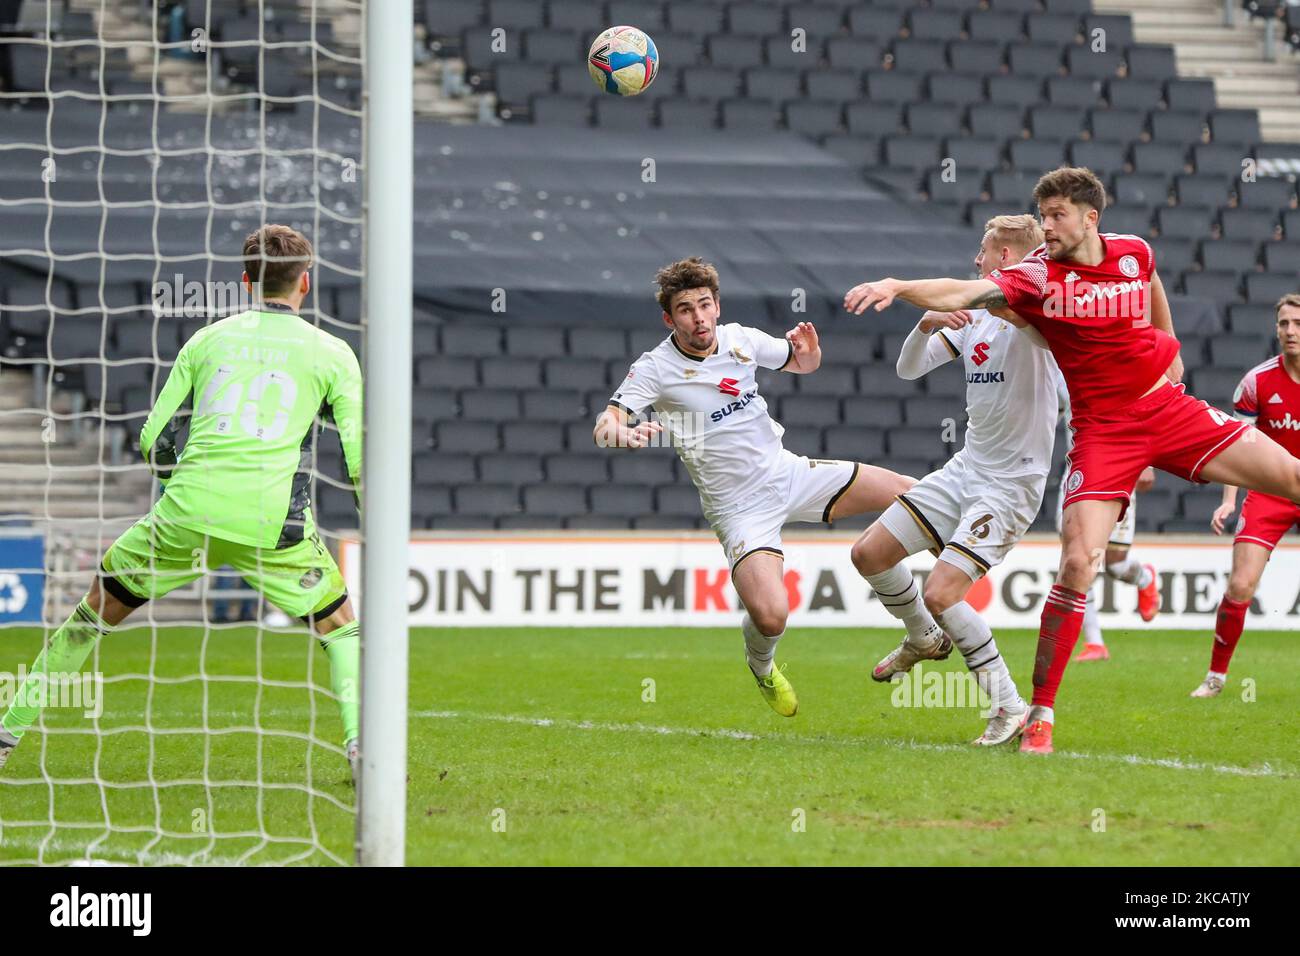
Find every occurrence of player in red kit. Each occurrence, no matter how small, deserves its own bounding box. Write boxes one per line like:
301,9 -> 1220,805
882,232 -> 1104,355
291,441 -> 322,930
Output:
843,167 -> 1300,753
1195,293 -> 1300,698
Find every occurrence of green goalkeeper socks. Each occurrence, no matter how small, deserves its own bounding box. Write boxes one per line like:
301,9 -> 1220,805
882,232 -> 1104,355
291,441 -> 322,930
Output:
2,599 -> 113,739
318,620 -> 360,745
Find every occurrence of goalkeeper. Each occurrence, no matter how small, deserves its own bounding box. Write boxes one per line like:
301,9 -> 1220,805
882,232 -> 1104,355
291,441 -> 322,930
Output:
0,225 -> 364,781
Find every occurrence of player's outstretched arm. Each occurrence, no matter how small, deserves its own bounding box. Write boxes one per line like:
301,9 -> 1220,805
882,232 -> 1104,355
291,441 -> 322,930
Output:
139,343 -> 195,479
327,345 -> 364,503
844,276 -> 1006,315
593,405 -> 663,450
895,312 -> 967,380
1211,484 -> 1240,535
782,321 -> 821,374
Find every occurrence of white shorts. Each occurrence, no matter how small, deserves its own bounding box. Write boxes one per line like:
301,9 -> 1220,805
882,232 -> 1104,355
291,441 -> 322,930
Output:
1055,472 -> 1136,546
879,453 -> 1047,581
710,450 -> 859,569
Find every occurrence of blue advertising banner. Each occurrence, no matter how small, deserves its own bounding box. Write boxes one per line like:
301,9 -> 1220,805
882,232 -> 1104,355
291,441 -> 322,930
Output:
0,535 -> 44,624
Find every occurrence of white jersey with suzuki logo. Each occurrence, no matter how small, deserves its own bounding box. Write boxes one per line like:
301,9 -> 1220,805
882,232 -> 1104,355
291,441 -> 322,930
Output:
609,323 -> 794,516
931,309 -> 1060,478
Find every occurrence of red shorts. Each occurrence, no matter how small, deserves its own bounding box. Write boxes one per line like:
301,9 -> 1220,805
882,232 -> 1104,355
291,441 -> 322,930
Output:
1063,382 -> 1250,517
1234,490 -> 1300,551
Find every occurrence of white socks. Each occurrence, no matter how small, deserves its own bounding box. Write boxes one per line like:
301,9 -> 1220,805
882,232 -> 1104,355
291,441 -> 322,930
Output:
865,565 -> 941,646
742,614 -> 780,678
933,602 -> 1023,713
1082,590 -> 1104,646
1106,558 -> 1152,589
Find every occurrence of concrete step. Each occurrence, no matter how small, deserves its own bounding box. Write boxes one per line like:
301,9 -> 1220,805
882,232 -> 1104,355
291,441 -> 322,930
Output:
2,499 -> 150,519
2,446 -> 120,466
8,485 -> 154,503
1186,61 -> 1300,80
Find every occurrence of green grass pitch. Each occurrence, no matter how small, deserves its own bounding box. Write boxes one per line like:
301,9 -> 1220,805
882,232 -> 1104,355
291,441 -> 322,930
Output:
0,625 -> 1296,865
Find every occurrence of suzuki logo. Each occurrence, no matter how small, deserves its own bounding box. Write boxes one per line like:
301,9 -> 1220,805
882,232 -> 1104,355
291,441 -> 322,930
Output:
718,378 -> 741,396
971,342 -> 991,366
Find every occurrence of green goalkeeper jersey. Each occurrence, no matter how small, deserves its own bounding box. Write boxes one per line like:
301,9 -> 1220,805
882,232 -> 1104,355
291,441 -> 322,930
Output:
139,305 -> 363,549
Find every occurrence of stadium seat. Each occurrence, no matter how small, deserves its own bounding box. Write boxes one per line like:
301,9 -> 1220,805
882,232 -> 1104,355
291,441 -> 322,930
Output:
1175,174 -> 1232,209
721,98 -> 778,129
951,41 -> 1004,78
607,1 -> 665,32
746,67 -> 802,102
824,426 -> 885,460
1193,144 -> 1245,178
1180,271 -> 1242,309
594,96 -> 656,129
1208,109 -> 1262,146
1008,42 -> 1064,78
841,397 -> 904,428
967,12 -> 1023,43
1246,274 -> 1297,305
591,483 -> 654,515
865,71 -> 924,104
1028,14 -> 1080,45
826,37 -> 883,71
891,39 -> 950,75
1209,336 -> 1269,368
530,94 -> 590,125
1150,110 -> 1206,145
1106,77 -> 1162,112
1065,44 -> 1123,80
480,453 -> 545,485
1199,239 -> 1259,273
1263,241 -> 1300,274
655,485 -> 702,517
1237,178 -> 1297,210
806,68 -> 862,103
785,100 -> 844,137
1157,206 -> 1215,240
780,395 -> 839,427
1125,44 -> 1177,81
1220,208 -> 1279,242
888,427 -> 950,460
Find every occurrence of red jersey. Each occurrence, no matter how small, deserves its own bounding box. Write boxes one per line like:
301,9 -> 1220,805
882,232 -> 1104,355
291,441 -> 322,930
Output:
986,233 -> 1181,418
1233,356 -> 1300,458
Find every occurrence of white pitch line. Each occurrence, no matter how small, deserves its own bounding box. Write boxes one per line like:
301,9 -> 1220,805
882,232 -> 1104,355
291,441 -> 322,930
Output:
412,709 -> 1294,780
413,709 -> 760,740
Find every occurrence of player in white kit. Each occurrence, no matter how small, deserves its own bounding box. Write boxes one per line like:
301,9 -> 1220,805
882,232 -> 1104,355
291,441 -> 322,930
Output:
594,257 -> 914,717
1052,368 -> 1161,661
849,215 -> 1059,745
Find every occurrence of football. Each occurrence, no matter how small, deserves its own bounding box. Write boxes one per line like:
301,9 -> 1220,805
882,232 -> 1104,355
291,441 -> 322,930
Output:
587,25 -> 659,97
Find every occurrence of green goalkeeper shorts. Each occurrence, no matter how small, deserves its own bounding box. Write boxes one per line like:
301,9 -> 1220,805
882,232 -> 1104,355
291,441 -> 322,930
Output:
100,512 -> 348,621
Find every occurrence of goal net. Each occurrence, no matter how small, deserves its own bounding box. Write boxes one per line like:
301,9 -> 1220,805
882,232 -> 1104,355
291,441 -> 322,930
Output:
0,0 -> 401,866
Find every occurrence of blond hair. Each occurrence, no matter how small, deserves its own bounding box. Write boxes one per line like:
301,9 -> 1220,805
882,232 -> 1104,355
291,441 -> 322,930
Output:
1276,293 -> 1300,316
984,214 -> 1044,256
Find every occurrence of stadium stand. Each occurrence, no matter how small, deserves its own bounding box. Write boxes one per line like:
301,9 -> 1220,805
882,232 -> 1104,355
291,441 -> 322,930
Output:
1,0 -> 1297,536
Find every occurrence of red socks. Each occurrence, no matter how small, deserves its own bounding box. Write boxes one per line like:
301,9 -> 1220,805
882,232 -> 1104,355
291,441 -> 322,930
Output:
1210,596 -> 1249,675
1031,585 -> 1087,709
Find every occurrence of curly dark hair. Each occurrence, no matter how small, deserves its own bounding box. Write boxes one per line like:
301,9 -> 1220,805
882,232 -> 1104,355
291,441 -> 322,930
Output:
654,256 -> 720,312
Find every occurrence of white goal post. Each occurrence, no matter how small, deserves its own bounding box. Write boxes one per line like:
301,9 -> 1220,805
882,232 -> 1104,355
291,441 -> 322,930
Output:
357,0 -> 412,868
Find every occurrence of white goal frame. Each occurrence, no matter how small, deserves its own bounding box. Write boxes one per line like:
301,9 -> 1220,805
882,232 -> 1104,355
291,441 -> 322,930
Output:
357,0 -> 413,867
